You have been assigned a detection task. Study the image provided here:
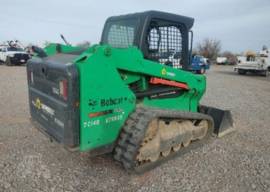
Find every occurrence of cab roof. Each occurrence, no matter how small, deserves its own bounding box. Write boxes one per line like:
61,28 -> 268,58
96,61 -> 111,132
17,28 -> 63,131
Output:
106,10 -> 194,30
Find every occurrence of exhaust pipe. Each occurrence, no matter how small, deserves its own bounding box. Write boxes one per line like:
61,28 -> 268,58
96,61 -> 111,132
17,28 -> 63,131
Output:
200,105 -> 234,137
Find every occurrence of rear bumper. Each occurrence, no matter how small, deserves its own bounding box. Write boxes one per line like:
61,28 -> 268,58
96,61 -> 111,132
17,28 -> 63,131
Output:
234,66 -> 266,72
30,117 -> 79,151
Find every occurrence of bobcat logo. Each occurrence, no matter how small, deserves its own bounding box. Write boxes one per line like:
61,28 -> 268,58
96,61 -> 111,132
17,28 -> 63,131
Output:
88,99 -> 98,107
34,98 -> 42,109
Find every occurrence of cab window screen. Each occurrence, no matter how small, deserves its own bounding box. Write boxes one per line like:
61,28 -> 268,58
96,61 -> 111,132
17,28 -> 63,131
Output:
103,19 -> 137,48
147,21 -> 183,69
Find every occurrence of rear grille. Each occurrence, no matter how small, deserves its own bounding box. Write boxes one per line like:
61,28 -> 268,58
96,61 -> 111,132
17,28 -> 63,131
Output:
14,53 -> 29,60
27,55 -> 80,147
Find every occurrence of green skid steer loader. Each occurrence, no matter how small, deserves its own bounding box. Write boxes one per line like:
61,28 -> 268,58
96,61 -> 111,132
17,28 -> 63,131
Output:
27,11 -> 233,173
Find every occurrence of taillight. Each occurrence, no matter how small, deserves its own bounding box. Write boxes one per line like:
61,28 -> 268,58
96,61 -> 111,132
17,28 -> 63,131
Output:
59,79 -> 68,100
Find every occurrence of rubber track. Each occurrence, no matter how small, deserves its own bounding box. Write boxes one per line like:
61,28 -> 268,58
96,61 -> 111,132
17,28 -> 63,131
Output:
113,107 -> 214,173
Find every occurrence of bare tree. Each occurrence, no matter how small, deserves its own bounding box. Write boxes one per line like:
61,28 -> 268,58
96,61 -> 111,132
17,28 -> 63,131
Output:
262,45 -> 268,51
192,48 -> 199,57
197,38 -> 221,60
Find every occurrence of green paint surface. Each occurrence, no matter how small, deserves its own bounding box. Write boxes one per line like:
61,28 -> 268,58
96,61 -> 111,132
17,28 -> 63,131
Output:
42,43 -> 206,151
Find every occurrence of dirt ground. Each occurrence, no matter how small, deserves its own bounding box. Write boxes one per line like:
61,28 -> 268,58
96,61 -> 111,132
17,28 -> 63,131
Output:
0,65 -> 269,192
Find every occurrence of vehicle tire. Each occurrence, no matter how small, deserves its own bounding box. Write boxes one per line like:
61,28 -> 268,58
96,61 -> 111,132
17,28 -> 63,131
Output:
200,67 -> 206,74
238,69 -> 246,75
5,57 -> 13,66
262,70 -> 269,77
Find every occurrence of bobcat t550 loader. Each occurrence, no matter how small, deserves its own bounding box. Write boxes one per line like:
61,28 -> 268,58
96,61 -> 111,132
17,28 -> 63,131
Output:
27,11 -> 233,173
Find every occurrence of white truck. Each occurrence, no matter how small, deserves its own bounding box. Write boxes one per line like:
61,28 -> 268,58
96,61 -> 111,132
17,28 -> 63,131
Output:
0,43 -> 30,66
216,57 -> 228,65
234,50 -> 270,77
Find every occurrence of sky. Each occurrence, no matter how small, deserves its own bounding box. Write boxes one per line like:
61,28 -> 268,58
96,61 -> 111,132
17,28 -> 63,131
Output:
0,0 -> 270,53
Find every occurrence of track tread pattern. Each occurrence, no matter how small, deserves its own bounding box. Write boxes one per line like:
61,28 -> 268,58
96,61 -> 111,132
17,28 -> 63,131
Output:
113,107 -> 214,173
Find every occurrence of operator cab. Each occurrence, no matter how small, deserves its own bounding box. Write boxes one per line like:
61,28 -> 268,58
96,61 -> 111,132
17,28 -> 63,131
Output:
101,11 -> 194,70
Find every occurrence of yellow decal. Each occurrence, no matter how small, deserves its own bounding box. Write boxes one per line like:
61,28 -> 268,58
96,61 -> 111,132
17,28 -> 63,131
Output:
161,68 -> 167,75
35,98 -> 42,109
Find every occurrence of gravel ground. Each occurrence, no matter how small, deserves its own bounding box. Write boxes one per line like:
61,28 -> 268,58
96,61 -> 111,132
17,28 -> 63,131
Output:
0,65 -> 270,192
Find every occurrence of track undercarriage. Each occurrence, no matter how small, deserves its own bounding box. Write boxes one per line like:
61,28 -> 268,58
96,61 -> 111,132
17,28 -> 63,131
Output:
114,107 -> 214,173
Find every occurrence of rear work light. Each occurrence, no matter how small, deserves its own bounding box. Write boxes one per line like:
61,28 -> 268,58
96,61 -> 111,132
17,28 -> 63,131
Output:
59,79 -> 68,100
